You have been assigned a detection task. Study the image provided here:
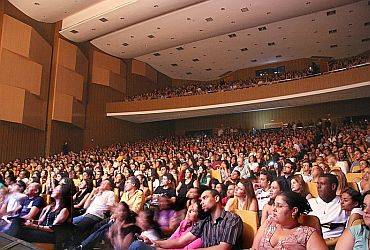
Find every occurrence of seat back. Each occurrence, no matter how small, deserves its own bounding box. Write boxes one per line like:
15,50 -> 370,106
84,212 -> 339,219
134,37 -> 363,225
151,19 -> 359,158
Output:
234,209 -> 259,249
209,169 -> 222,182
346,173 -> 362,182
41,194 -> 51,205
347,182 -> 359,192
298,214 -> 322,236
306,182 -> 318,198
351,165 -> 361,173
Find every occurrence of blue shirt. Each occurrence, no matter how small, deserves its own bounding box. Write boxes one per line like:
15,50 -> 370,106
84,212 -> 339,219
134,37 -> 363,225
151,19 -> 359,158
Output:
19,196 -> 44,217
349,224 -> 369,250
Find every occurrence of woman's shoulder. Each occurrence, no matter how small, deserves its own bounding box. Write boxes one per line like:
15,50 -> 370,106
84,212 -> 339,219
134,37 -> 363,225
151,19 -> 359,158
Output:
349,224 -> 368,237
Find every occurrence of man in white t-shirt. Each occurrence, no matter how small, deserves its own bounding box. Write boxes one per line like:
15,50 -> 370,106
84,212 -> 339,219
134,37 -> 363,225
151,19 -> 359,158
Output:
308,174 -> 347,239
255,170 -> 272,214
73,179 -> 115,241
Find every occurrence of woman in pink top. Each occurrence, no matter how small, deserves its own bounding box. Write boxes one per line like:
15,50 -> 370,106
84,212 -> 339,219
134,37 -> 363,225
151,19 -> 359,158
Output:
252,191 -> 327,250
156,201 -> 204,249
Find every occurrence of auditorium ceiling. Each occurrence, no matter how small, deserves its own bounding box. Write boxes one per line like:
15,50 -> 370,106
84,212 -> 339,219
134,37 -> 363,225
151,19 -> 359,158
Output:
9,0 -> 370,81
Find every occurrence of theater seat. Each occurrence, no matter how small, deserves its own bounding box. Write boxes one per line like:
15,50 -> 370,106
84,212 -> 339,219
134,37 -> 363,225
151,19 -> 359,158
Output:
209,170 -> 222,182
347,182 -> 359,192
351,165 -> 361,173
346,173 -> 362,182
32,243 -> 54,250
41,194 -> 51,205
234,209 -> 259,249
306,182 -> 318,198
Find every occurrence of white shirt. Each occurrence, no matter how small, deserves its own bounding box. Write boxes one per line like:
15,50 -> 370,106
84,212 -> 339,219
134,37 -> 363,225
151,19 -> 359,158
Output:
86,190 -> 115,219
255,188 -> 270,211
308,196 -> 348,239
233,165 -> 250,179
346,207 -> 363,227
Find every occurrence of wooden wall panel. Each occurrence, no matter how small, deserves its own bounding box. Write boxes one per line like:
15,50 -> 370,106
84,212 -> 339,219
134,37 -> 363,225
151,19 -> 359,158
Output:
1,14 -> 31,57
49,121 -> 83,155
52,93 -> 73,123
22,91 -> 46,130
72,99 -> 85,129
0,84 -> 24,123
93,50 -> 120,74
0,48 -> 42,96
84,84 -> 174,148
174,98 -> 370,135
0,120 -> 45,162
91,66 -> 110,86
109,71 -> 125,93
145,64 -> 157,83
56,65 -> 84,101
57,38 -> 77,70
131,59 -> 146,76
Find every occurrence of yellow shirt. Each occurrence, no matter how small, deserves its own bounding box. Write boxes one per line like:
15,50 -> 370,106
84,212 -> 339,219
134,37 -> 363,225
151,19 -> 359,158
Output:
120,189 -> 144,214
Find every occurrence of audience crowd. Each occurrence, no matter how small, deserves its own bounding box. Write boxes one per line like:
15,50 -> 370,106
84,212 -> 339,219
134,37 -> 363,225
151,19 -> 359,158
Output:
124,52 -> 370,102
0,118 -> 369,249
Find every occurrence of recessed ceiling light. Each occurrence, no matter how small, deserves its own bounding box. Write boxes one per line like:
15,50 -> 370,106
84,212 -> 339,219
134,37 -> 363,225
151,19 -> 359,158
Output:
241,7 -> 249,12
362,38 -> 370,42
153,53 -> 161,56
251,59 -> 257,62
122,43 -> 129,46
147,34 -> 155,38
192,58 -> 199,62
240,48 -> 248,51
154,4 -> 159,8
205,68 -> 212,71
120,17 -> 125,20
70,30 -> 79,34
186,72 -> 192,75
99,17 -> 109,22
106,43 -> 110,46
176,47 -> 184,51
266,12 -> 271,15
330,44 -> 338,48
205,17 -> 213,22
329,29 -> 337,34
258,26 -> 267,31
34,2 -> 40,5
276,55 -> 282,58
228,33 -> 237,38
221,7 -> 225,10
268,42 -> 275,46
171,64 -> 178,67
327,10 -> 336,16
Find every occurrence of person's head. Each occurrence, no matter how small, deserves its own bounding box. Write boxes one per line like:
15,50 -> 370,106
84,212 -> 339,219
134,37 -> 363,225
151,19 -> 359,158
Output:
360,160 -> 369,172
231,170 -> 240,181
215,183 -> 226,197
269,178 -> 289,202
200,189 -> 221,213
161,173 -> 173,187
226,184 -> 235,198
237,157 -> 244,167
362,166 -> 370,181
259,170 -> 272,189
234,179 -> 256,200
330,169 -> 348,194
186,202 -> 201,222
99,179 -> 113,191
113,202 -> 134,223
340,187 -> 362,212
184,168 -> 195,179
136,209 -> 159,231
290,174 -> 307,195
27,182 -> 42,197
114,173 -> 124,183
283,160 -> 296,176
362,191 -> 370,227
317,174 -> 338,203
272,191 -> 312,225
311,164 -> 323,179
51,184 -> 72,214
125,176 -> 140,192
186,187 -> 200,200
301,161 -> 312,173
327,154 -> 338,165
160,165 -> 169,175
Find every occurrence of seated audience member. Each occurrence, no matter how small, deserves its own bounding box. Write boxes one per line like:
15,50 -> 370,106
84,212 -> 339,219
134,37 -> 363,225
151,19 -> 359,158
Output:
224,170 -> 240,186
185,187 -> 201,208
73,179 -> 115,240
137,174 -> 150,198
215,183 -> 226,200
300,160 -> 313,182
340,187 -> 363,227
155,196 -> 180,237
0,181 -> 27,231
219,160 -> 231,181
311,164 -> 324,183
356,165 -> 370,194
282,160 -> 296,184
261,178 -> 290,224
308,174 -> 348,239
225,179 -> 258,212
222,183 -> 235,206
335,190 -> 370,250
252,191 -> 327,250
197,165 -> 211,186
129,189 -> 243,250
328,153 -> 349,174
5,182 -> 44,237
176,168 -> 198,209
291,174 -> 313,200
255,171 -> 272,214
330,169 -> 348,195
16,184 -> 71,244
120,176 -> 144,215
152,173 -> 176,204
233,157 -> 251,179
73,179 -> 93,217
78,202 -> 139,250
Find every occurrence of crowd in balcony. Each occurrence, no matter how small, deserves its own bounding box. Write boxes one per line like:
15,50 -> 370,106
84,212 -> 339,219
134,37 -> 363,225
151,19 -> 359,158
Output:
124,52 -> 370,102
0,118 -> 368,249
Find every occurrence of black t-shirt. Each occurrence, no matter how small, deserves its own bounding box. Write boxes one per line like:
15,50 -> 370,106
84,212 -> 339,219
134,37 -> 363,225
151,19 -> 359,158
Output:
154,186 -> 176,198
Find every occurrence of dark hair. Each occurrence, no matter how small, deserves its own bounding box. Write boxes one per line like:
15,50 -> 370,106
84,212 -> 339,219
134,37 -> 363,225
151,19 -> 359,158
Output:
16,180 -> 26,192
342,187 -> 362,208
278,191 -> 312,218
260,170 -> 273,184
140,209 -> 163,238
203,188 -> 221,201
209,178 -> 220,188
194,200 -> 206,220
117,201 -> 136,223
275,177 -> 290,192
127,176 -> 140,189
362,190 -> 370,211
319,173 -> 338,190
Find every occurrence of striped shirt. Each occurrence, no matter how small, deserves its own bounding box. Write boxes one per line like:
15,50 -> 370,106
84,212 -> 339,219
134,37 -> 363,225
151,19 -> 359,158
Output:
190,210 -> 243,249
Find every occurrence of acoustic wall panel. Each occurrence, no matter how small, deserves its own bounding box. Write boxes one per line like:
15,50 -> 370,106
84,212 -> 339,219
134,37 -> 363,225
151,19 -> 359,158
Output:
91,66 -> 110,86
57,38 -> 77,71
93,50 -> 120,74
22,92 -> 46,130
72,99 -> 85,128
0,84 -> 25,124
56,65 -> 84,101
0,49 -> 42,96
109,71 -> 125,93
52,92 -> 73,123
145,64 -> 157,83
131,59 -> 146,76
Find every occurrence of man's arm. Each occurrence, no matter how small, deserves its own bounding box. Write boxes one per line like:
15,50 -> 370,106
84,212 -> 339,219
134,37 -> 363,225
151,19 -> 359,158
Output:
196,242 -> 232,250
154,231 -> 197,249
21,206 -> 40,220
